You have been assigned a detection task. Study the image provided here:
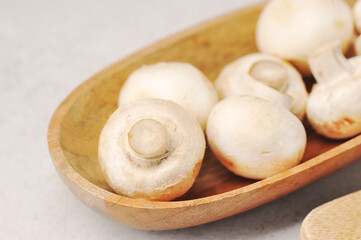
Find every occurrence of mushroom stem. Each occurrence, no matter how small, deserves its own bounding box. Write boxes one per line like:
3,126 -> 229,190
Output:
308,42 -> 353,85
127,119 -> 168,166
249,60 -> 288,92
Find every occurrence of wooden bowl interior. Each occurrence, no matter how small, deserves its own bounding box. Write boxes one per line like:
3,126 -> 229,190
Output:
59,4 -> 347,201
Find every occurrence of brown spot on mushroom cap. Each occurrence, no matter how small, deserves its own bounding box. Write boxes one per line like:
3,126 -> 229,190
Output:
334,19 -> 345,30
320,117 -> 356,137
317,70 -> 323,78
268,0 -> 295,25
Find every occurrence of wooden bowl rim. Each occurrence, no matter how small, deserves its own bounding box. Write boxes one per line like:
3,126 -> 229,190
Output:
47,1 -> 361,210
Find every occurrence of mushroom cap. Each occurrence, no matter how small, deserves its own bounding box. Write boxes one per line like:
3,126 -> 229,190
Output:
256,0 -> 354,75
206,96 -> 306,179
307,62 -> 361,139
99,98 -> 205,201
215,53 -> 308,119
118,62 -> 218,131
354,0 -> 361,33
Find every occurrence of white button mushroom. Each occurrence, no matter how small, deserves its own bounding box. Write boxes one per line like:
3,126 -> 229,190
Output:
307,42 -> 361,139
99,98 -> 206,201
215,53 -> 308,119
118,62 -> 218,131
206,96 -> 307,180
256,0 -> 354,75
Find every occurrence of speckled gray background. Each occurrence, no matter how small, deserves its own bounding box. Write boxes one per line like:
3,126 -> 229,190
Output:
1,0 -> 360,239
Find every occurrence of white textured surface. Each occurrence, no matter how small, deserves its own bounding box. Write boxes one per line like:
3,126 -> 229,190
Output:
1,0 -> 360,239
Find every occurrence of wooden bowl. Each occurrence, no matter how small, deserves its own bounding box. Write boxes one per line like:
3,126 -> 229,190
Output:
48,0 -> 360,230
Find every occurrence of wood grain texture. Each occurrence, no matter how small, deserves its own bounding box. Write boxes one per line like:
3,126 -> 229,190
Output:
300,190 -> 361,240
48,0 -> 359,230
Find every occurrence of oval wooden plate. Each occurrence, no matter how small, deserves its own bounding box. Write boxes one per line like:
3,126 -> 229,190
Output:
48,0 -> 359,230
